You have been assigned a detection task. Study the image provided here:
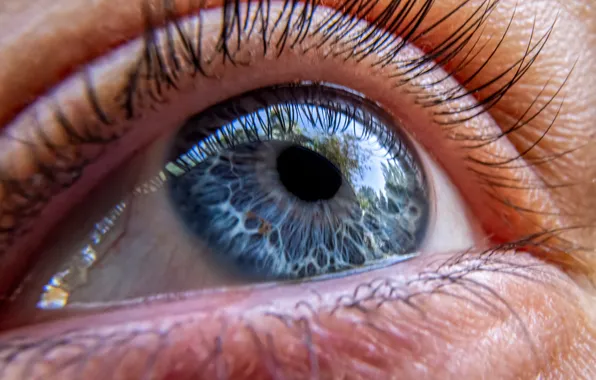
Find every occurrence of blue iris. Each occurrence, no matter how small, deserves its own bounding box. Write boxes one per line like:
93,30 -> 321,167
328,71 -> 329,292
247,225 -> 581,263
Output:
167,84 -> 429,280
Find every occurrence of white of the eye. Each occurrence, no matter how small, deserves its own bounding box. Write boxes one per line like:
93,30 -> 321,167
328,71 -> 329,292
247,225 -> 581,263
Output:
417,144 -> 486,255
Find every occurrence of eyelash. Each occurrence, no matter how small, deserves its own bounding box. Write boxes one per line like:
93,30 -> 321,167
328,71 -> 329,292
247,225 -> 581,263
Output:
0,0 -> 580,285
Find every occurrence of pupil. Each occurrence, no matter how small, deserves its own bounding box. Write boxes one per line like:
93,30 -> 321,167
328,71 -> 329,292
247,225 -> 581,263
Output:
276,145 -> 342,202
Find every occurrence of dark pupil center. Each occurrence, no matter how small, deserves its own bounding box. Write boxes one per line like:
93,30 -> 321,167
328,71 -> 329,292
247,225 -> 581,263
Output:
277,145 -> 342,202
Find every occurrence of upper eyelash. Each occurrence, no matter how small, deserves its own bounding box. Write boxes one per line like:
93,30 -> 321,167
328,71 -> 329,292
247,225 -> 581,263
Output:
90,0 -> 587,222
0,0 -> 584,271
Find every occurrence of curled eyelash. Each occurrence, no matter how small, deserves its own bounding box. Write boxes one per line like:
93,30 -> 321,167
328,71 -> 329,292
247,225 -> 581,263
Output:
0,0 -> 589,279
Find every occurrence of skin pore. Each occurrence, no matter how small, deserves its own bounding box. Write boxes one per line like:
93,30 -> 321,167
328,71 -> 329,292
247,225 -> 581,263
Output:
0,0 -> 595,378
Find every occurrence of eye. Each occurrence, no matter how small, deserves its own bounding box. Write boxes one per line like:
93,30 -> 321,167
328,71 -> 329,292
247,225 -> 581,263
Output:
167,84 -> 431,280
2,78 -> 480,319
0,0 -> 562,331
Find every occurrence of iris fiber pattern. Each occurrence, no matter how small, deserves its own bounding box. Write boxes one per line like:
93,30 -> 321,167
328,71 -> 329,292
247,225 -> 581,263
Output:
168,85 -> 429,279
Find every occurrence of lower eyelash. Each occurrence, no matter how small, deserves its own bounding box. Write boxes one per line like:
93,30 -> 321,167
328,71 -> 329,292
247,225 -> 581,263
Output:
0,244 -> 552,378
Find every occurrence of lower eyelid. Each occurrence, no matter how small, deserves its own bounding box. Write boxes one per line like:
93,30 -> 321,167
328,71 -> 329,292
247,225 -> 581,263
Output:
0,250 -> 585,379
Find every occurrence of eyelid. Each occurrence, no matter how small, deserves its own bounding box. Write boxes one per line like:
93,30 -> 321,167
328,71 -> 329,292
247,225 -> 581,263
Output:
0,248 -> 587,379
0,0 -> 510,126
0,0 -> 501,126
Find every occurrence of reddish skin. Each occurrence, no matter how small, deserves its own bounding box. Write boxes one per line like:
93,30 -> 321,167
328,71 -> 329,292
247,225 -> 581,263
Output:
0,0 -> 595,379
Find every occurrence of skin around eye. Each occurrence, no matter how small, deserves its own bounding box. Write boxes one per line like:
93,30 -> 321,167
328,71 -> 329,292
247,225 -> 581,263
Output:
0,0 -> 595,379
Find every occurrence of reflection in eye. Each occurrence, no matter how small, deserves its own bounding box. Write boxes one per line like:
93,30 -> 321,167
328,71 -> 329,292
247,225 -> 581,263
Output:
168,84 -> 429,280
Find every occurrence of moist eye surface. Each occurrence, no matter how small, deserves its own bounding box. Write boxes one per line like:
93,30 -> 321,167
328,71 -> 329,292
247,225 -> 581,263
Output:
167,83 -> 430,280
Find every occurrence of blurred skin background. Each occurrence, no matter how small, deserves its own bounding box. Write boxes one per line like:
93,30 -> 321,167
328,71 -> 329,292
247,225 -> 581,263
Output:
0,0 -> 594,378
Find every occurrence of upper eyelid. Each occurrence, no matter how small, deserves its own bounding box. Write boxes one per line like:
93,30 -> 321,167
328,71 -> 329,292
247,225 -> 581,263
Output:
0,0 -> 524,127
0,0 -> 551,133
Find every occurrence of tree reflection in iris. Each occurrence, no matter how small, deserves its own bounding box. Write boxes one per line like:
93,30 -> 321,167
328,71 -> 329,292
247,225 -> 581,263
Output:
168,84 -> 430,280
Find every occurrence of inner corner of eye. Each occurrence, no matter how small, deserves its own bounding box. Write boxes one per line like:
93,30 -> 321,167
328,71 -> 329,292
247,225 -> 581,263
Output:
3,83 -> 442,319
